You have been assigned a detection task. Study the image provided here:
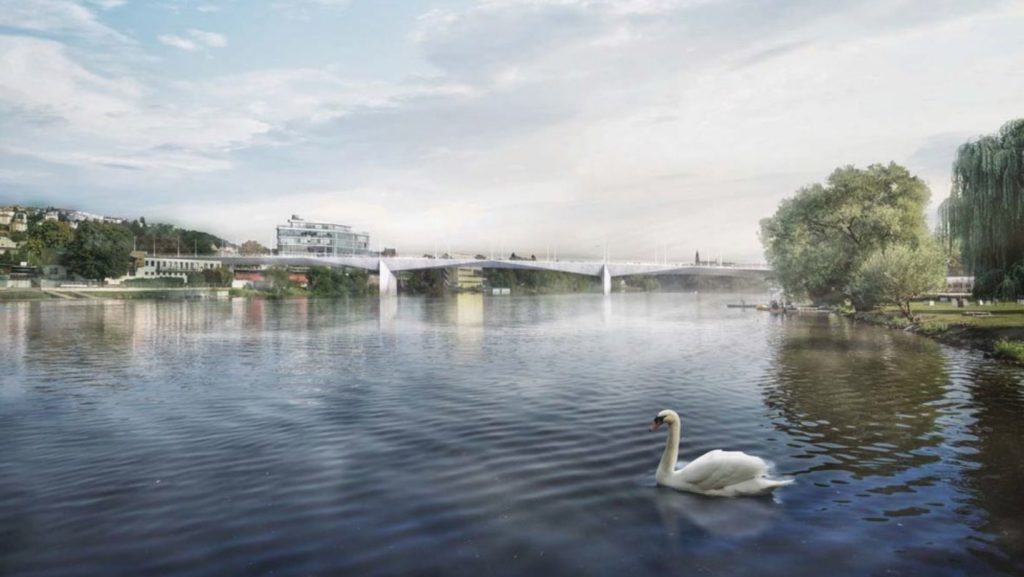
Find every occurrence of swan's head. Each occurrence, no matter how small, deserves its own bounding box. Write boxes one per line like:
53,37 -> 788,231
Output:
649,409 -> 679,432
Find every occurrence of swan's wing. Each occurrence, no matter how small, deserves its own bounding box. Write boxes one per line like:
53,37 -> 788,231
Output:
676,450 -> 769,491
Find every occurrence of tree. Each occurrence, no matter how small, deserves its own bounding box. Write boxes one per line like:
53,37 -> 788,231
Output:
240,240 -> 270,255
65,221 -> 133,281
265,266 -> 293,298
131,220 -> 226,255
24,220 -> 74,265
187,267 -> 234,287
760,163 -> 932,303
307,266 -> 368,297
848,240 -> 947,320
939,118 -> 1024,297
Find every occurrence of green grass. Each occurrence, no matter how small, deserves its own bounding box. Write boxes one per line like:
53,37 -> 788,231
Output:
0,289 -> 50,301
907,301 -> 1024,329
993,339 -> 1024,362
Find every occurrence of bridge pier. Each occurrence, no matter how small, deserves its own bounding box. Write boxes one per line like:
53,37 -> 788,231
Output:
601,265 -> 611,295
379,259 -> 397,297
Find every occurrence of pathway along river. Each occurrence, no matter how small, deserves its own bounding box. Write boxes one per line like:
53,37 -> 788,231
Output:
1,294 -> 1022,576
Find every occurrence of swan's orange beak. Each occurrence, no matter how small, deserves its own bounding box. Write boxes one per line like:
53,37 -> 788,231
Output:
649,419 -> 663,432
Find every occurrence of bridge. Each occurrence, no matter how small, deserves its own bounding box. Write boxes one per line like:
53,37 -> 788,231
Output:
205,255 -> 769,296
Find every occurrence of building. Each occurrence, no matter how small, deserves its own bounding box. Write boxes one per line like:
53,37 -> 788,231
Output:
446,267 -> 485,292
0,209 -> 13,226
10,213 -> 27,233
276,215 -> 371,257
0,236 -> 18,255
110,256 -> 222,284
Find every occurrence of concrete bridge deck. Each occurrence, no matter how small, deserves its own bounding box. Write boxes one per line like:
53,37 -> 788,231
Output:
200,255 -> 769,296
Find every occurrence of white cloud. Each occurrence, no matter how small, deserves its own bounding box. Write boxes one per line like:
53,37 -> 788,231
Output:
0,35 -> 265,172
87,0 -> 126,8
158,34 -> 199,51
187,28 -> 226,47
0,0 -> 130,42
1,0 -> 1023,260
271,0 -> 351,19
159,28 -> 227,51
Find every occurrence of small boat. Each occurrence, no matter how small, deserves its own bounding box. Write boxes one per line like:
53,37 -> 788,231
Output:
726,303 -> 760,309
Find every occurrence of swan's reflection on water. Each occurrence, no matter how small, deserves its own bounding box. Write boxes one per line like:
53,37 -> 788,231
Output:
651,487 -> 779,538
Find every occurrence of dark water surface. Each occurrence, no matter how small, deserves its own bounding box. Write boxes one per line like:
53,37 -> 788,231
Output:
1,294 -> 1022,577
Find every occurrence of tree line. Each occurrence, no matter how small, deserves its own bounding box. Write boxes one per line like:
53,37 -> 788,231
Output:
760,117 -> 1023,317
3,217 -> 228,281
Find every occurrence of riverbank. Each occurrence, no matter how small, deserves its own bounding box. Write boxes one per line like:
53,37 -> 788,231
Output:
0,287 -> 230,301
854,302 -> 1024,363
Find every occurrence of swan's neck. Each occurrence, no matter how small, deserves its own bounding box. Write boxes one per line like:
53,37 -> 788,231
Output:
658,420 -> 680,474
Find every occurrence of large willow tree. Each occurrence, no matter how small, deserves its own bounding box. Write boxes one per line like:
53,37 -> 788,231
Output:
939,119 -> 1024,296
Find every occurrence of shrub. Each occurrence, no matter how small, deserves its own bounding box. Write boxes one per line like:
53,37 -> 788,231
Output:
993,339 -> 1024,362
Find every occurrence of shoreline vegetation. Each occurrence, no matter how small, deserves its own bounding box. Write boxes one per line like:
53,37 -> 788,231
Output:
756,118 -> 1024,366
5,282 -> 1023,364
0,271 -> 763,302
850,302 -> 1024,364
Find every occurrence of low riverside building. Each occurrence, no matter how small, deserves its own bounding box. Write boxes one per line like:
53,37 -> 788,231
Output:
110,256 -> 222,285
446,267 -> 485,292
276,215 -> 371,257
232,269 -> 308,290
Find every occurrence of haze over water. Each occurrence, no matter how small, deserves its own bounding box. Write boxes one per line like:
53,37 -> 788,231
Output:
1,294 -> 1022,576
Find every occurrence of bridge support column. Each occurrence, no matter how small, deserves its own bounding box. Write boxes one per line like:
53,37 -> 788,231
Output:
601,265 -> 611,295
379,259 -> 397,297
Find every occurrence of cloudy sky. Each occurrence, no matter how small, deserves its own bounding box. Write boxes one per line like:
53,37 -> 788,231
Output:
1,0 -> 1022,261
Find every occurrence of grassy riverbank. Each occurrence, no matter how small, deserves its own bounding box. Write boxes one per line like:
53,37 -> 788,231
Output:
855,302 -> 1024,363
0,289 -> 53,301
0,287 -> 229,302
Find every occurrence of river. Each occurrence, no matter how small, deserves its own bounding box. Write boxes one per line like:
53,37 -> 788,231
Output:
1,294 -> 1022,576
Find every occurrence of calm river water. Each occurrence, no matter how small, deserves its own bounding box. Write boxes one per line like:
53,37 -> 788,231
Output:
1,294 -> 1022,577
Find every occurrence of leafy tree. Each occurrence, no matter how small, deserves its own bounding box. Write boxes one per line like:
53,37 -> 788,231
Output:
24,220 -> 74,265
307,266 -> 368,297
186,267 -> 234,287
400,268 -> 446,295
26,211 -> 45,231
481,268 -> 597,294
848,240 -> 947,319
65,221 -> 133,281
265,266 -> 294,298
130,220 -> 226,255
240,240 -> 270,255
760,163 -> 932,304
939,118 -> 1024,297
625,275 -> 660,292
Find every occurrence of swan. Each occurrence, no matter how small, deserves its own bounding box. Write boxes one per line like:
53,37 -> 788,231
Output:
650,409 -> 792,497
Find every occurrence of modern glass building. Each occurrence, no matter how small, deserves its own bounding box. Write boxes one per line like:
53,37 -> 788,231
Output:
276,215 -> 371,257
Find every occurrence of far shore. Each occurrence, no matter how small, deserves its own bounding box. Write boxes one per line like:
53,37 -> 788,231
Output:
0,286 -> 231,302
6,287 -> 1024,364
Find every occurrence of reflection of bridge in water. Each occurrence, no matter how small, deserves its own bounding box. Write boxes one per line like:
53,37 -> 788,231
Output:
209,255 -> 770,296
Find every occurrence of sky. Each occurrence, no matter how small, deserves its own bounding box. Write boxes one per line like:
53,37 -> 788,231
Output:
1,0 -> 1022,262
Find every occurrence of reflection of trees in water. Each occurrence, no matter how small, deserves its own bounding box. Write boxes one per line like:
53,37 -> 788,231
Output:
763,317 -> 949,478
958,365 -> 1024,573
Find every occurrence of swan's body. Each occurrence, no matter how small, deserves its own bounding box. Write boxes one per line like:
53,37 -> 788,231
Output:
651,409 -> 792,497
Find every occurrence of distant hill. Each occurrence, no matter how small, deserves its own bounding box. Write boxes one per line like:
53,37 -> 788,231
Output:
0,205 -> 231,255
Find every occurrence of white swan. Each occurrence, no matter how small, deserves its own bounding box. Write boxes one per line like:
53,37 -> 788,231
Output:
650,409 -> 792,497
